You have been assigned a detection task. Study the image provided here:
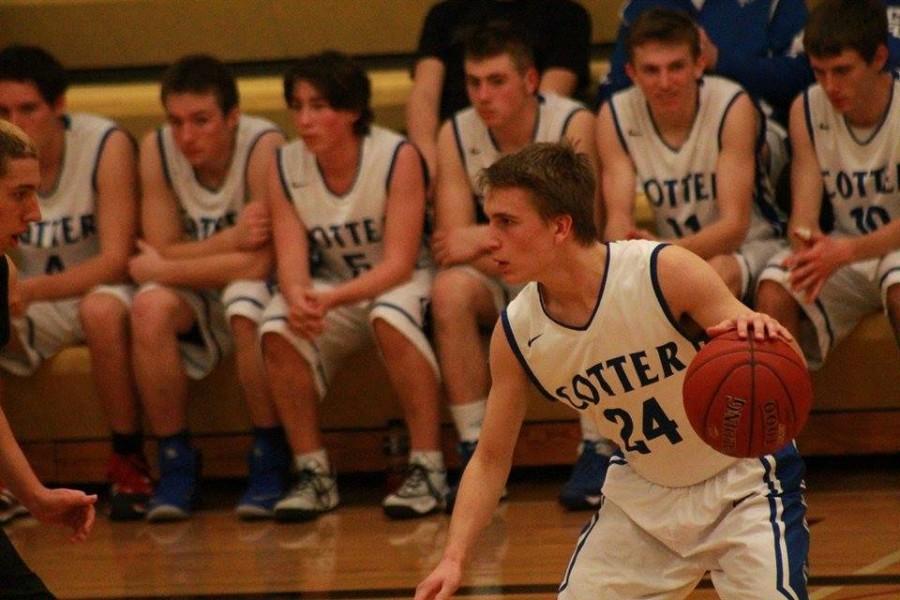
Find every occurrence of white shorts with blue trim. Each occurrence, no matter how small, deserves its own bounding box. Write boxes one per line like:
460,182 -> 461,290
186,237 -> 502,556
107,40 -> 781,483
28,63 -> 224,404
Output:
758,242 -> 900,369
559,445 -> 808,600
259,268 -> 438,399
735,237 -> 783,300
0,284 -> 133,376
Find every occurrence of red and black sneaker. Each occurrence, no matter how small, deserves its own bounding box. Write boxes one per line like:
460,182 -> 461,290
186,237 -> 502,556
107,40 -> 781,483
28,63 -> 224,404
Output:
107,453 -> 152,521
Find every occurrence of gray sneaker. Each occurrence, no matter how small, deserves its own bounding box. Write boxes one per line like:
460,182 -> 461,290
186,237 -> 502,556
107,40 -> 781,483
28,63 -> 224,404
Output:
382,460 -> 448,519
273,462 -> 338,522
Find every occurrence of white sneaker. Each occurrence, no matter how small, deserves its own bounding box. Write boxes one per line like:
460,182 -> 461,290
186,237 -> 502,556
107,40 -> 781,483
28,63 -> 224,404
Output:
382,458 -> 448,519
0,488 -> 28,525
273,461 -> 338,522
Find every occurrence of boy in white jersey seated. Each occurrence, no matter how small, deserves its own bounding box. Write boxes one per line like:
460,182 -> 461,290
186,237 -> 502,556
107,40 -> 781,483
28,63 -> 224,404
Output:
597,8 -> 784,302
129,55 -> 285,521
429,22 -> 609,512
757,0 -> 900,367
259,51 -> 447,521
416,142 -> 809,600
0,46 -> 144,522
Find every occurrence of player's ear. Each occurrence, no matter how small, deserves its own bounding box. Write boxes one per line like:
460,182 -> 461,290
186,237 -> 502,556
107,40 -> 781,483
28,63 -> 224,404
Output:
872,43 -> 889,72
224,106 -> 240,130
552,213 -> 573,243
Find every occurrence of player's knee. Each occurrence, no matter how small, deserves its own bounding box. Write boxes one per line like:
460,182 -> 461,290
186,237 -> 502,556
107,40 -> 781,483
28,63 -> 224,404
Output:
756,280 -> 792,314
707,254 -> 742,298
130,290 -> 182,340
78,293 -> 127,334
260,332 -> 299,377
431,270 -> 478,323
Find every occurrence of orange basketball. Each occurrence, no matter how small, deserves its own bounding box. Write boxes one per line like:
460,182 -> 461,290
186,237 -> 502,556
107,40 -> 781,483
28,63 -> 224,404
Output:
682,330 -> 813,457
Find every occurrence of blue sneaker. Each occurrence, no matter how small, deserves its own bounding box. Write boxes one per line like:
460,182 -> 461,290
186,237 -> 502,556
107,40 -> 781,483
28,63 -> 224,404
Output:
559,440 -> 610,511
147,439 -> 201,522
236,434 -> 291,520
445,441 -> 507,514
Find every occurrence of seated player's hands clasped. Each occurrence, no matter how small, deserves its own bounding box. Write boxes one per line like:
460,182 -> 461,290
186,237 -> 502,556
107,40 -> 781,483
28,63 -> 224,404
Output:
782,232 -> 853,303
26,486 -> 97,542
707,311 -> 795,343
285,287 -> 327,339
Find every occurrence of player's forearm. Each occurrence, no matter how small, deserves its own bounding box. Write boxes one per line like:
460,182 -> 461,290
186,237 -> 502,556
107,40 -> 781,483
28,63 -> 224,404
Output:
0,405 -> 44,508
407,94 -> 441,176
153,249 -> 272,288
159,227 -> 239,260
21,254 -> 130,302
328,257 -> 416,308
673,218 -> 746,259
603,208 -> 635,241
847,221 -> 900,263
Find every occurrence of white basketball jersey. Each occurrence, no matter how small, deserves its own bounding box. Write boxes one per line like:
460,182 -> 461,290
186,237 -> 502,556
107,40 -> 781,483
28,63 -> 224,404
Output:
453,93 -> 587,221
158,114 -> 278,241
502,240 -> 736,487
610,76 -> 778,241
804,79 -> 900,237
15,113 -> 117,277
276,125 -> 413,281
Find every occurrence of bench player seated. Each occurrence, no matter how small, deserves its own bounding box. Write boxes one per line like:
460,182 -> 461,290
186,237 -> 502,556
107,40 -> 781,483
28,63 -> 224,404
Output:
260,51 -> 446,521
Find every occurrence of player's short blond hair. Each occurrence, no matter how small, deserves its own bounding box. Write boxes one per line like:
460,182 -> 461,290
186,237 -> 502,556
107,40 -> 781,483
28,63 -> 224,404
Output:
479,142 -> 598,246
0,120 -> 38,177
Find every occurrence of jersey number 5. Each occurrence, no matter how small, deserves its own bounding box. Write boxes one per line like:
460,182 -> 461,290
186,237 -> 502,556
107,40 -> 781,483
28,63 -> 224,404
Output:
603,397 -> 683,454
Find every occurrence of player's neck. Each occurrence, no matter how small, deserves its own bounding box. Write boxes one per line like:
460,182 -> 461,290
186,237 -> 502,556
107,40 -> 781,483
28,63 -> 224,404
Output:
194,134 -> 237,190
538,242 -> 607,325
844,72 -> 893,128
491,96 -> 539,153
649,89 -> 698,149
316,133 -> 362,195
37,125 -> 65,195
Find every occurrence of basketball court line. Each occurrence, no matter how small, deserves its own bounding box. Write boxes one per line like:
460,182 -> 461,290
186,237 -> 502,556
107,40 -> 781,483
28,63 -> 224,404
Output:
810,549 -> 900,599
67,574 -> 900,600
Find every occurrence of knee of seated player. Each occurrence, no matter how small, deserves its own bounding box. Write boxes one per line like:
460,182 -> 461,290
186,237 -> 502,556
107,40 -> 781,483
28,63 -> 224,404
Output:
706,254 -> 742,298
130,288 -> 191,342
371,317 -> 423,364
229,314 -> 260,346
756,279 -> 795,315
431,268 -> 493,325
260,331 -> 306,377
79,292 -> 129,337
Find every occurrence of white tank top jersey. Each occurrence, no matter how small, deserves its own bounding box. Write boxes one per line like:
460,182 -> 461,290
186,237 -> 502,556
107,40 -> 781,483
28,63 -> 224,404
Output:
609,75 -> 781,241
14,113 -> 118,277
804,79 -> 900,237
502,240 -> 737,487
276,125 -> 417,281
452,92 -> 588,222
158,114 -> 279,241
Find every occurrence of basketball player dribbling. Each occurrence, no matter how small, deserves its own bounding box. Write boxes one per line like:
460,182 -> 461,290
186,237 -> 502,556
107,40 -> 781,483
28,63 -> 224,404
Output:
415,143 -> 810,600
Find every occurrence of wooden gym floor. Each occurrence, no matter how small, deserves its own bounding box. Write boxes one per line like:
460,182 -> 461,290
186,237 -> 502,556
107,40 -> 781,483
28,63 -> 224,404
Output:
5,456 -> 899,599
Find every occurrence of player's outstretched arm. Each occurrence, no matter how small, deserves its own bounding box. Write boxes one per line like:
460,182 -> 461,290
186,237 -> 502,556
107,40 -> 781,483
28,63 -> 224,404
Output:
416,322 -> 529,600
0,403 -> 96,541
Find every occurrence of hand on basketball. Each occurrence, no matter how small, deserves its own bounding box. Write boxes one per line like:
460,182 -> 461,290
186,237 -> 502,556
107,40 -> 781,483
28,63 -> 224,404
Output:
415,557 -> 463,600
431,227 -> 491,267
128,240 -> 167,284
707,311 -> 794,343
27,486 -> 97,542
782,234 -> 853,303
234,201 -> 271,250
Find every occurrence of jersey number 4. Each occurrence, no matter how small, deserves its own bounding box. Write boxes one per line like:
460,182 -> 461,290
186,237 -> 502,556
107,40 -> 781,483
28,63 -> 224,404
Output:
603,397 -> 683,454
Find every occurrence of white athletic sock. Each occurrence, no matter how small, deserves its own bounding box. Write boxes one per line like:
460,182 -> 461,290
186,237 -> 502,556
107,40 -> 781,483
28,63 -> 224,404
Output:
449,400 -> 486,443
295,449 -> 330,474
410,450 -> 445,472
